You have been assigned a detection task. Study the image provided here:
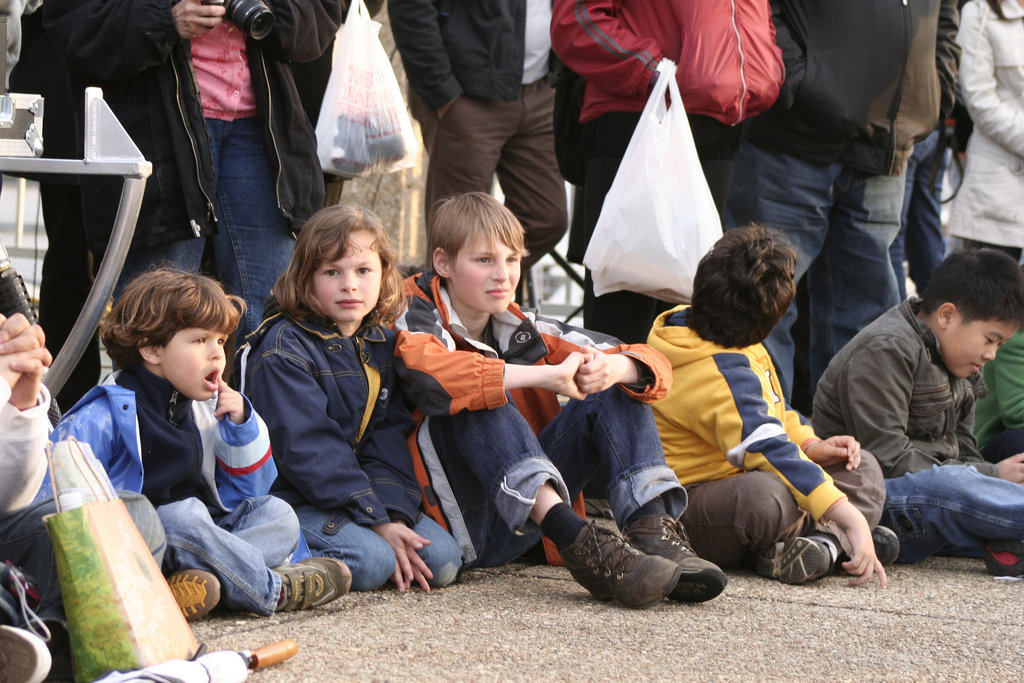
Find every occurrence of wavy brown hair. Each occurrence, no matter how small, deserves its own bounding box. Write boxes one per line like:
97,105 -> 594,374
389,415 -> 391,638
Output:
688,225 -> 797,349
274,204 -> 404,328
101,268 -> 244,368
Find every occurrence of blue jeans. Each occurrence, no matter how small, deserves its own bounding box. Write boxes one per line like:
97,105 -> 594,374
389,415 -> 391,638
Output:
297,509 -> 461,591
428,388 -> 686,569
726,141 -> 905,399
0,492 -> 164,624
890,129 -> 948,300
158,495 -> 299,616
116,117 -> 295,343
881,465 -> 1024,563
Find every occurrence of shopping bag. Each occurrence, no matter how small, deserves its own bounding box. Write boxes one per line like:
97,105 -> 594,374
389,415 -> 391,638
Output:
584,60 -> 722,303
315,0 -> 418,178
44,440 -> 197,682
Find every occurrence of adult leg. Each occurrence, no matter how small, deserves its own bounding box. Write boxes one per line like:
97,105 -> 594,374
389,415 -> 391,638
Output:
681,472 -> 808,569
903,130 -> 948,293
158,497 -> 286,616
206,117 -> 296,343
807,168 -> 903,394
494,81 -> 568,271
423,95 -> 514,243
114,238 -> 204,299
726,142 -> 837,399
37,183 -> 100,409
881,465 -> 1024,563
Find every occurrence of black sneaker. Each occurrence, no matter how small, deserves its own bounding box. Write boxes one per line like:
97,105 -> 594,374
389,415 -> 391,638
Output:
871,526 -> 901,567
984,540 -> 1024,577
622,514 -> 727,603
274,558 -> 352,612
167,569 -> 221,621
757,536 -> 832,584
561,520 -> 681,609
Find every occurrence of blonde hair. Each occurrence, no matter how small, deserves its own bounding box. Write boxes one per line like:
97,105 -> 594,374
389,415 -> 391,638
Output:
428,192 -> 528,263
274,204 -> 404,327
101,268 -> 244,368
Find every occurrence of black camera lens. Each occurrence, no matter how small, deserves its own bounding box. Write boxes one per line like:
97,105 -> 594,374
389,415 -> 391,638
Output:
224,0 -> 275,40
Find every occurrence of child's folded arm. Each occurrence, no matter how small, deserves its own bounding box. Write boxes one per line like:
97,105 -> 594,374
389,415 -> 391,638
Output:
394,330 -> 507,414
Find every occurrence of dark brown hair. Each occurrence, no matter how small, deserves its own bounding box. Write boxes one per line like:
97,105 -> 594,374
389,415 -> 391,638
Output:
920,248 -> 1024,326
101,268 -> 244,368
688,225 -> 797,348
274,204 -> 404,328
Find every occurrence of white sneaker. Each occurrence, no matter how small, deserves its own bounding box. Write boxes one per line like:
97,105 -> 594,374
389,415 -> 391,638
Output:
0,625 -> 51,683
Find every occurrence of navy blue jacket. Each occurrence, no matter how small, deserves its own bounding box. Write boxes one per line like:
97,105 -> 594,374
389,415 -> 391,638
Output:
237,314 -> 421,528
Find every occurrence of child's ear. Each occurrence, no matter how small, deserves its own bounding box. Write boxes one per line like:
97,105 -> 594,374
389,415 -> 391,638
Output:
138,345 -> 162,366
433,247 -> 452,278
936,302 -> 960,329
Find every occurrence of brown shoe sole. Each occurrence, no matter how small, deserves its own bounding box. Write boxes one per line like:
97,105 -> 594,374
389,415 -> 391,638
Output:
168,569 -> 221,621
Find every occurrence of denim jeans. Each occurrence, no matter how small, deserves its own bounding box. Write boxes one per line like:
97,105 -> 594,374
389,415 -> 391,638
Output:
427,388 -> 686,569
116,117 -> 294,343
726,141 -> 905,399
890,129 -> 948,299
297,509 -> 462,591
881,465 -> 1024,563
0,492 -> 165,624
158,495 -> 299,616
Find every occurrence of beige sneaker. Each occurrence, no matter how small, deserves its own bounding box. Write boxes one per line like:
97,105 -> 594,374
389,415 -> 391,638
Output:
274,558 -> 352,612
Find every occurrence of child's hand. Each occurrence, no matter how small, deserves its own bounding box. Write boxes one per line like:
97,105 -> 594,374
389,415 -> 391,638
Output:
214,378 -> 245,424
573,346 -> 637,395
372,522 -> 434,593
997,452 -> 1024,484
823,499 -> 887,588
804,435 -> 861,470
0,314 -> 51,411
506,353 -> 586,399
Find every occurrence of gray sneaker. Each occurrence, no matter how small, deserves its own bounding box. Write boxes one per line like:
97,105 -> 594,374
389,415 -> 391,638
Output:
623,514 -> 728,603
756,536 -> 832,584
274,557 -> 352,612
561,520 -> 681,609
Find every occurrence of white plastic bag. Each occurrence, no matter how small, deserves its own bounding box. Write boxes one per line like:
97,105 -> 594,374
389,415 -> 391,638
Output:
584,60 -> 722,303
315,0 -> 418,178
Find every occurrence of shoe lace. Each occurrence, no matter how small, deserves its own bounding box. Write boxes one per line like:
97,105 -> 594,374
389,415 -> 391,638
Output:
584,527 -> 640,578
659,517 -> 696,555
3,561 -> 49,642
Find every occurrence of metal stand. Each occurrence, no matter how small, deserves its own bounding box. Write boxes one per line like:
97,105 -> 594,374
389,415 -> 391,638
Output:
0,88 -> 151,398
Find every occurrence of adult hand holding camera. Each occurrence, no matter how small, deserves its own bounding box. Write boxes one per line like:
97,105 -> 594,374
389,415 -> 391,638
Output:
174,0 -> 225,39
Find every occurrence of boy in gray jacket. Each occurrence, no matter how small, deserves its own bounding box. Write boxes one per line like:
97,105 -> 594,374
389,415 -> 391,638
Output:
813,249 -> 1024,575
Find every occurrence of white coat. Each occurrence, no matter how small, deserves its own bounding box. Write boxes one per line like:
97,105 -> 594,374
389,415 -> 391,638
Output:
948,0 -> 1024,248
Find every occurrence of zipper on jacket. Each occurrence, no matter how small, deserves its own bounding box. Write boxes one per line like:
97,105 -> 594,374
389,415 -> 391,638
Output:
885,0 -> 912,171
171,53 -> 218,228
259,51 -> 286,216
730,0 -> 748,124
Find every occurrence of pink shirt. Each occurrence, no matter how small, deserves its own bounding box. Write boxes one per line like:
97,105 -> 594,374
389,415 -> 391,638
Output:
190,23 -> 258,121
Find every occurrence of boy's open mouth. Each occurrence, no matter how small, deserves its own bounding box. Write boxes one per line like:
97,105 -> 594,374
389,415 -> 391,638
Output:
204,370 -> 220,391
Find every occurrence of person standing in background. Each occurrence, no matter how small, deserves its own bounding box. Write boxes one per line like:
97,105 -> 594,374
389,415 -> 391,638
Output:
550,0 -> 783,344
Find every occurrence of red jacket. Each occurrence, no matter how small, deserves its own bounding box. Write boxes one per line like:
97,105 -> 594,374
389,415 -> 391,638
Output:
550,0 -> 783,125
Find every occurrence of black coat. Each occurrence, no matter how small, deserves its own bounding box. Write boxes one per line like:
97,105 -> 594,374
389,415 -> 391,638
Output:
747,0 -> 961,176
42,0 -> 342,253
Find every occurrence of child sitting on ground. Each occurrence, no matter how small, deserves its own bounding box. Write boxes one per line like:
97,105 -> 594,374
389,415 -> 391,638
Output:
972,327 -> 1024,464
812,248 -> 1024,576
51,269 -> 351,618
393,192 -> 727,609
649,225 -> 891,587
237,205 -> 462,593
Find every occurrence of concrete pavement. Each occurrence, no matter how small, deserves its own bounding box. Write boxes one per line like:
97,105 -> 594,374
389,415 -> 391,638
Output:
190,553 -> 1023,681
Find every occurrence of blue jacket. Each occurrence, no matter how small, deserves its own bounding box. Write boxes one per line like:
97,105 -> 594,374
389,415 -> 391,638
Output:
237,314 -> 421,528
43,379 -> 276,513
